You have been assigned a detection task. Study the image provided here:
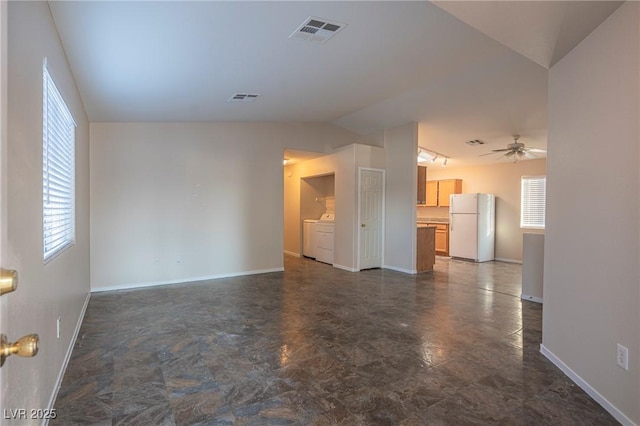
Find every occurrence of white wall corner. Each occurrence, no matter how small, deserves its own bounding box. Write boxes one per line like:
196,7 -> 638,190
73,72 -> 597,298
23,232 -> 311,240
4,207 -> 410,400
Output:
46,292 -> 91,417
495,257 -> 523,264
520,294 -> 543,304
540,345 -> 637,426
383,265 -> 417,275
333,263 -> 358,272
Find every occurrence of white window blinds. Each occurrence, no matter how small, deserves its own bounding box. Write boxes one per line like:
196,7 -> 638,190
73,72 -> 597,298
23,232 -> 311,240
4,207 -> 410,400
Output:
521,175 -> 546,229
43,61 -> 76,261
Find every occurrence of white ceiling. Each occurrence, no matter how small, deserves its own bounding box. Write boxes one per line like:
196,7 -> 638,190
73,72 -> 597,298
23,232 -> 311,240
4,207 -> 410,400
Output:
48,1 -> 622,167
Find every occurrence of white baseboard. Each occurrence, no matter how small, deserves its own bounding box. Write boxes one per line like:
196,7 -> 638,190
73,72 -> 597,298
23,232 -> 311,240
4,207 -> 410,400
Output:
283,250 -> 300,258
91,267 -> 285,293
540,344 -> 636,426
495,257 -> 523,264
521,293 -> 543,303
333,263 -> 358,272
383,265 -> 417,274
45,291 -> 91,425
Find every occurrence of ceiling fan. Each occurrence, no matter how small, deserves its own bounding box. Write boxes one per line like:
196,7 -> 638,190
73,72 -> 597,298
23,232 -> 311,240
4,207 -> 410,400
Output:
480,135 -> 546,162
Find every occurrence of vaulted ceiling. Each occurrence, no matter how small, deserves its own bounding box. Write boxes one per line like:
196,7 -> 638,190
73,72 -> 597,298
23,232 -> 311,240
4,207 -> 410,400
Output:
48,1 -> 622,167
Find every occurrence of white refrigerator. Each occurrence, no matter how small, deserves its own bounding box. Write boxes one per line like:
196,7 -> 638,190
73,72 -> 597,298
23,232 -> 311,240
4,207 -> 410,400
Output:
449,193 -> 495,262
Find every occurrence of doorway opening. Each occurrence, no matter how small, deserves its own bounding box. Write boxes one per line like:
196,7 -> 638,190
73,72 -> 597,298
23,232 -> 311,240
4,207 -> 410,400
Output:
282,149 -> 332,267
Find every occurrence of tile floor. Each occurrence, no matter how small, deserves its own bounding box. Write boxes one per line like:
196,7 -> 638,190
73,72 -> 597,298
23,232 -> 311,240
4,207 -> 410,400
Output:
53,256 -> 618,425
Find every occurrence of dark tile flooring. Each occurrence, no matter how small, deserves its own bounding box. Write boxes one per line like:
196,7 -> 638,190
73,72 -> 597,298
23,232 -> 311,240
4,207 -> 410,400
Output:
53,256 -> 618,425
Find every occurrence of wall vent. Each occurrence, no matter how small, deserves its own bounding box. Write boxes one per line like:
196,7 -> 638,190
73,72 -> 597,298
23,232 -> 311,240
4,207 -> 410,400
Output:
290,16 -> 346,43
466,139 -> 486,146
228,93 -> 260,102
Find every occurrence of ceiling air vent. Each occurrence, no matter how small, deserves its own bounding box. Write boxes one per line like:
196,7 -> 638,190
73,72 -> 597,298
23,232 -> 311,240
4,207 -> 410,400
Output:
466,139 -> 486,146
228,93 -> 260,102
290,16 -> 346,43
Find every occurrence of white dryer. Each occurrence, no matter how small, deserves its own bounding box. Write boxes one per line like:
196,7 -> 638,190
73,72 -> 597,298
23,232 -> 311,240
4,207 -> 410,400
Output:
315,213 -> 335,264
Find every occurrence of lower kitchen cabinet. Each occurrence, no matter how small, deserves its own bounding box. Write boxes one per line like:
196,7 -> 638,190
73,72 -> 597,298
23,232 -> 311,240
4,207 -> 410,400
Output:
425,222 -> 449,256
417,225 -> 436,272
434,226 -> 448,255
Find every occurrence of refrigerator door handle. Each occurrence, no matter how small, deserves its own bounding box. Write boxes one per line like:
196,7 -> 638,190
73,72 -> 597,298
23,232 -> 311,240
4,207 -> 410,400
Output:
450,214 -> 453,231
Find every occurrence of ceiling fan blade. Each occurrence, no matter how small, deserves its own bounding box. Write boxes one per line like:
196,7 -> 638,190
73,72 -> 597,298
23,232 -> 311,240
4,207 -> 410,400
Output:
526,148 -> 547,153
505,151 -> 516,158
479,152 -> 500,157
523,151 -> 538,159
492,148 -> 511,152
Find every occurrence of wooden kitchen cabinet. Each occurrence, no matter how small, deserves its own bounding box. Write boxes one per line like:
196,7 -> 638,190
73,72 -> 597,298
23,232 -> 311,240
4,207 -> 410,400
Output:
417,166 -> 427,205
425,179 -> 462,207
421,222 -> 449,256
417,225 -> 436,272
434,225 -> 449,256
437,179 -> 462,207
425,181 -> 438,206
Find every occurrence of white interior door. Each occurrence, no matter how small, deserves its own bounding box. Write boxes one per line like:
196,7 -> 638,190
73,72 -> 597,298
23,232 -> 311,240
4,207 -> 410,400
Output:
359,168 -> 384,270
0,0 -> 8,411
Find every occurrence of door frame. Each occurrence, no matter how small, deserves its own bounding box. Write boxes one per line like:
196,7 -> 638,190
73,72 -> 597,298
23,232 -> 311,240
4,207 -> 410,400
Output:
357,167 -> 385,271
0,0 -> 8,411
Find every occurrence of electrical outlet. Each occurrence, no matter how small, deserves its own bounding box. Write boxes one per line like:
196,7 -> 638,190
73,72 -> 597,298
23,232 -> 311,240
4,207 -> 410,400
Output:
616,343 -> 628,371
56,316 -> 61,339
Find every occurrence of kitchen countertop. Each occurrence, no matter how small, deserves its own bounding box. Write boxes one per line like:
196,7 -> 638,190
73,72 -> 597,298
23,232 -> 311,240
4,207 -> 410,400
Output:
417,224 -> 437,228
417,217 -> 449,224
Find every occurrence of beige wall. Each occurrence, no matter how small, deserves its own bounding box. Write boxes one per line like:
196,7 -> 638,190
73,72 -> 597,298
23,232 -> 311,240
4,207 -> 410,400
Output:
422,159 -> 546,262
543,2 -> 639,423
384,122 -> 418,273
4,1 -> 90,413
90,122 -> 365,290
283,144 -> 385,270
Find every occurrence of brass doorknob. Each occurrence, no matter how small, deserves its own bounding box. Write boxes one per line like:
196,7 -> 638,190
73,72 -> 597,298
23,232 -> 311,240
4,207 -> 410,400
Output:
0,334 -> 39,367
0,268 -> 18,295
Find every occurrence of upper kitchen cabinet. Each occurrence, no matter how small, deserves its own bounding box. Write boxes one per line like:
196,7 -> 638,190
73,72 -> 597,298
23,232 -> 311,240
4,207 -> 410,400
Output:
425,181 -> 438,207
438,179 -> 462,206
425,179 -> 462,207
417,166 -> 427,205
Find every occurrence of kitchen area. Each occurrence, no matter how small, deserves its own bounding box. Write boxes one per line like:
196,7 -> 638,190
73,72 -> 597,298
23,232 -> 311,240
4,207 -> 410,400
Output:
416,165 -> 496,272
285,144 -> 514,275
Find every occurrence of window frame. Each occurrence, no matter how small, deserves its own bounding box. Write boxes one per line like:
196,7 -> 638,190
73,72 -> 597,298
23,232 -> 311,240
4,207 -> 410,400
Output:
520,175 -> 546,230
43,60 -> 76,262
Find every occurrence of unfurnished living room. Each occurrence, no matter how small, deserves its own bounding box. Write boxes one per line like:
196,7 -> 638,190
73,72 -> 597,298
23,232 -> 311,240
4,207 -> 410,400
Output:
1,1 -> 638,425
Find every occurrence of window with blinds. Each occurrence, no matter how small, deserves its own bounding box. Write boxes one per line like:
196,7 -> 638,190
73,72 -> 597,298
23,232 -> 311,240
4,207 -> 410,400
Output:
43,61 -> 76,261
521,175 -> 546,229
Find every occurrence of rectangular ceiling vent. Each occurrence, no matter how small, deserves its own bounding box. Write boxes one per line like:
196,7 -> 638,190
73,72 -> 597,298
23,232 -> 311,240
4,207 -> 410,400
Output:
228,93 -> 260,102
466,139 -> 486,146
290,16 -> 346,43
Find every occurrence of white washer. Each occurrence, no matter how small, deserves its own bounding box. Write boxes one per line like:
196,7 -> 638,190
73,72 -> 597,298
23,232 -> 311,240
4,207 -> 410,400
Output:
303,219 -> 318,258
